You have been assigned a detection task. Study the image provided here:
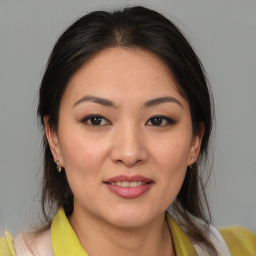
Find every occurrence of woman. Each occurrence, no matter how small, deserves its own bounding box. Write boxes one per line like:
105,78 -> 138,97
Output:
1,6 -> 255,256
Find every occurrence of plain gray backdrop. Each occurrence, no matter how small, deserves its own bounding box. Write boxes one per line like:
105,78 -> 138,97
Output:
1,0 -> 256,234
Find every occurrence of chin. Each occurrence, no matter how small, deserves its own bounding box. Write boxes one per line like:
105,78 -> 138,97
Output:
101,206 -> 156,229
108,216 -> 149,229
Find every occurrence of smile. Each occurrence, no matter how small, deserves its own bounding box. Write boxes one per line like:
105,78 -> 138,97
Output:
104,175 -> 153,199
109,181 -> 146,187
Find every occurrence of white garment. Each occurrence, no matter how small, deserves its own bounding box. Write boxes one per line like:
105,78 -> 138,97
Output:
14,229 -> 53,256
166,208 -> 231,256
192,225 -> 231,256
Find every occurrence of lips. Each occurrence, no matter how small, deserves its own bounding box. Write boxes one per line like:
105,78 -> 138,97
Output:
104,175 -> 153,199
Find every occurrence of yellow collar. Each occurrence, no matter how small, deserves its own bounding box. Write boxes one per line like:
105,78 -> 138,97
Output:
165,214 -> 197,256
51,207 -> 197,256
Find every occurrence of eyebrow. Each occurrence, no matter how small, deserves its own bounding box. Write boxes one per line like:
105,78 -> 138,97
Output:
73,95 -> 183,109
144,96 -> 183,109
73,95 -> 119,108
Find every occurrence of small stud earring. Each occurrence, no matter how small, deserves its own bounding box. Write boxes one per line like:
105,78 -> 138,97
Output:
56,160 -> 62,173
190,157 -> 194,169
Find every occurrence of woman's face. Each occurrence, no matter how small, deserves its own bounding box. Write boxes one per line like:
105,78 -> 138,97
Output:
46,47 -> 203,228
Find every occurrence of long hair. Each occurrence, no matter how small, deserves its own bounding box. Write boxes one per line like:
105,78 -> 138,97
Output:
37,6 -> 216,254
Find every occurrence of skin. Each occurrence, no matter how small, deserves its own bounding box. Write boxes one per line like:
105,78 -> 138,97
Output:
44,47 -> 204,256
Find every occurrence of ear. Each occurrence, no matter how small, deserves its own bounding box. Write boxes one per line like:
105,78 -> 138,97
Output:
187,123 -> 205,166
43,116 -> 63,166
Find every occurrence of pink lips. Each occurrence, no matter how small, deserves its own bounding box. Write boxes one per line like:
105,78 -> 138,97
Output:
104,175 -> 153,199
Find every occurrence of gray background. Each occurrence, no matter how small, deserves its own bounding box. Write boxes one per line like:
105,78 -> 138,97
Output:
1,0 -> 255,234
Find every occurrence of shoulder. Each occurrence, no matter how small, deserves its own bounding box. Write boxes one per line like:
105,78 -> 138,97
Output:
219,226 -> 256,256
14,228 -> 54,256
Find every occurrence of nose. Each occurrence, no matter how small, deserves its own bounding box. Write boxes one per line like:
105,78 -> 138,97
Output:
110,123 -> 149,167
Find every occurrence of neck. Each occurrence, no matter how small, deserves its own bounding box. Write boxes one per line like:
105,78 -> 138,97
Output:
69,208 -> 175,256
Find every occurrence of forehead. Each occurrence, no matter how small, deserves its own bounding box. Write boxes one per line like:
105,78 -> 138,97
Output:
63,47 -> 186,106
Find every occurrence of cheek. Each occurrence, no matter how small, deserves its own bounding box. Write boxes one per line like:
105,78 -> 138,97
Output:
60,130 -> 104,169
151,134 -> 191,170
58,135 -> 107,203
150,134 -> 191,201
58,130 -> 108,180
62,139 -> 91,168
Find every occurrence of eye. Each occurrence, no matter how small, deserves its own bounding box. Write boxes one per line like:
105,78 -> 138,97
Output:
81,115 -> 111,126
146,115 -> 176,126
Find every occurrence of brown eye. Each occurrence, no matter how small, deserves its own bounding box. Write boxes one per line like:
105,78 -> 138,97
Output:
146,116 -> 176,126
81,115 -> 111,126
150,117 -> 163,126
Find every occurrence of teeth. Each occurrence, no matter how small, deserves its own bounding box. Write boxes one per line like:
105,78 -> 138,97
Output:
130,182 -> 137,188
110,181 -> 146,187
116,181 -> 122,186
122,181 -> 129,187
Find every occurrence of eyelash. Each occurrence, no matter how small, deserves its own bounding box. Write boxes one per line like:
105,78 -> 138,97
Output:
146,115 -> 176,126
81,115 -> 111,126
80,114 -> 176,127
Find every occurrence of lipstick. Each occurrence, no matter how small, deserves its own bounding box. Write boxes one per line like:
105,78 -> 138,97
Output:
104,175 -> 153,199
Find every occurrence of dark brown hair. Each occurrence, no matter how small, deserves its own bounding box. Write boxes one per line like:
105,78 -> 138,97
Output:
38,6 -> 216,255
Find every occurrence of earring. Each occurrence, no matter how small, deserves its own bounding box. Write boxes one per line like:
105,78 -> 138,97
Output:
56,160 -> 62,173
190,157 -> 194,169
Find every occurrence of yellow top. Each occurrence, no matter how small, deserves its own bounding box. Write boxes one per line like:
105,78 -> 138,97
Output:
219,226 -> 256,256
51,208 -> 198,256
1,208 -> 256,255
0,230 -> 16,256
